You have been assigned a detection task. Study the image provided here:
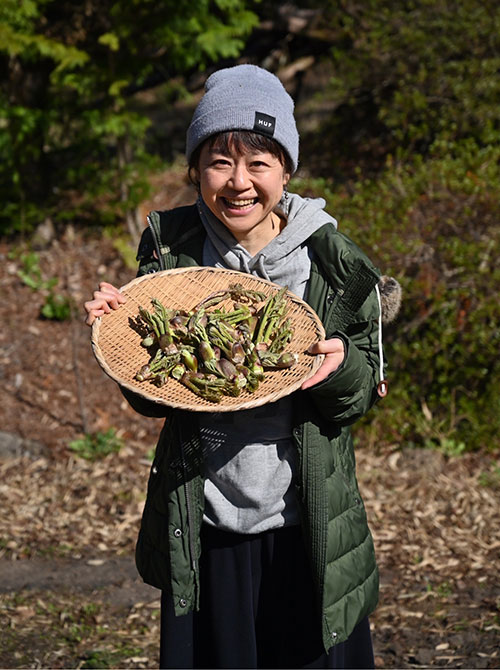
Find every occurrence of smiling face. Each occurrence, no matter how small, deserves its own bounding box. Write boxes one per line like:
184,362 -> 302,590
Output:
193,132 -> 291,255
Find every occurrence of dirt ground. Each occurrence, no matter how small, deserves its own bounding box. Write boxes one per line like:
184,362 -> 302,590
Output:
0,178 -> 499,668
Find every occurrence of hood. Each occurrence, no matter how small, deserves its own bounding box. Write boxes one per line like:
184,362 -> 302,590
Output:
197,192 -> 337,298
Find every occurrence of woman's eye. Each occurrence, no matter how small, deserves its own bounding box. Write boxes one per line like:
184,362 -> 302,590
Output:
211,157 -> 231,166
250,154 -> 277,168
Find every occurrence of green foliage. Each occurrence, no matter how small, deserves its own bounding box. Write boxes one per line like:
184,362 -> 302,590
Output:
434,581 -> 454,599
307,0 -> 500,176
68,428 -> 124,461
104,228 -> 139,270
0,0 -> 259,234
17,251 -> 56,292
80,644 -> 144,669
16,250 -> 73,320
40,292 -> 73,321
80,650 -> 112,669
478,465 -> 500,489
293,139 -> 500,452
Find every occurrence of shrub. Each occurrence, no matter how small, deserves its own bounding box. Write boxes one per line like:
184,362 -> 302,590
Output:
292,140 -> 500,452
68,428 -> 124,461
302,0 -> 500,179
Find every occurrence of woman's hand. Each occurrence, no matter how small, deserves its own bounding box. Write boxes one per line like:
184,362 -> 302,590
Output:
84,281 -> 127,326
301,337 -> 345,390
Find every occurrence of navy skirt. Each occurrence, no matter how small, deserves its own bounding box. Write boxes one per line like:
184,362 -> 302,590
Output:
160,524 -> 374,669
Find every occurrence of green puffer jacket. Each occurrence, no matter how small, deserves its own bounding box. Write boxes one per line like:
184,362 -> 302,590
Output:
124,204 -> 383,652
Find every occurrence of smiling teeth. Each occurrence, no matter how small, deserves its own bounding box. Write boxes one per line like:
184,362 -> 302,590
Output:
225,198 -> 255,207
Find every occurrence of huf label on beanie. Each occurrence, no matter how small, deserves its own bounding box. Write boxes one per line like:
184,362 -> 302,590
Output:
254,112 -> 276,136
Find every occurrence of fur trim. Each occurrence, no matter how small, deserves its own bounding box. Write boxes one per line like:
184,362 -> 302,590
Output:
378,275 -> 402,324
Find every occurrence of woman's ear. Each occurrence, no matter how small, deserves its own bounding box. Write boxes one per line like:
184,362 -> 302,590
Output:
283,172 -> 290,187
188,166 -> 201,191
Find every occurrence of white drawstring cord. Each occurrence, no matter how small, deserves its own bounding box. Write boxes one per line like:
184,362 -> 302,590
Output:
375,284 -> 388,396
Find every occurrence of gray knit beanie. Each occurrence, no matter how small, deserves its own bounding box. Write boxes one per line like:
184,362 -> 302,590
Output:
186,64 -> 299,173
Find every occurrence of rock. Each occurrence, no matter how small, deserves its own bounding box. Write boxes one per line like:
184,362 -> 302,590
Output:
415,648 -> 434,665
399,446 -> 445,475
0,431 -> 48,460
31,217 -> 56,250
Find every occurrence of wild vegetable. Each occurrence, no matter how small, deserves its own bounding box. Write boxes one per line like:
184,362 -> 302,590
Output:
133,283 -> 298,403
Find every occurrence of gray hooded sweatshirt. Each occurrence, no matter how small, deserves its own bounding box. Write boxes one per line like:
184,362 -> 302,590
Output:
197,192 -> 338,534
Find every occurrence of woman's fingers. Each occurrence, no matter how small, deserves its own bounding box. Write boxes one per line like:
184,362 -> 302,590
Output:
307,338 -> 344,356
84,306 -> 106,326
96,282 -> 127,305
84,299 -> 109,325
84,283 -> 126,326
301,338 -> 345,390
93,289 -> 125,310
99,281 -> 126,298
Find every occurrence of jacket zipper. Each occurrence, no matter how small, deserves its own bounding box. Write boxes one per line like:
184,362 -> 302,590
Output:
179,427 -> 198,576
296,419 -> 329,637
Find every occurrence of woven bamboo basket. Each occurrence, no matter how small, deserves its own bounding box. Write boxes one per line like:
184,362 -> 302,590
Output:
91,267 -> 325,412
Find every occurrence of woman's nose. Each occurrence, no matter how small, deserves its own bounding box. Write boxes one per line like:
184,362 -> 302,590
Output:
228,164 -> 251,190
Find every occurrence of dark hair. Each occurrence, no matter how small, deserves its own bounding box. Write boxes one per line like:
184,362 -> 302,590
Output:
188,130 -> 293,187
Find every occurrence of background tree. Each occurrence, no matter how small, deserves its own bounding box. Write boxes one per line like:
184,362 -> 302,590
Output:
0,0 -> 259,236
295,0 -> 500,176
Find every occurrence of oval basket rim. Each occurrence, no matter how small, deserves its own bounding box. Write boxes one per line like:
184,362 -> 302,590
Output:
91,267 -> 326,412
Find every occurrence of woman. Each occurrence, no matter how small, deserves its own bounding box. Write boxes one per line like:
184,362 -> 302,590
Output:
85,64 -> 396,669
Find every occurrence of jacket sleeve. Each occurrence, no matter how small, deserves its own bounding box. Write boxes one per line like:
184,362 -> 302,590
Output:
305,288 -> 383,426
119,385 -> 172,418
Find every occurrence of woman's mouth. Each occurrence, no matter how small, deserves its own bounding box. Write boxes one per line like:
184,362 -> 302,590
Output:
222,197 -> 257,210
